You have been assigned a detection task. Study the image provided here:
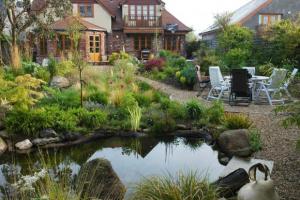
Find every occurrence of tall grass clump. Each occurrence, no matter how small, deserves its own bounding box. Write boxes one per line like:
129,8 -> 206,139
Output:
185,99 -> 206,120
224,113 -> 253,130
131,172 -> 219,200
128,104 -> 142,132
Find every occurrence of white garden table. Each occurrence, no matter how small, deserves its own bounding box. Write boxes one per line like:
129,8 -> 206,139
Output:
224,75 -> 269,101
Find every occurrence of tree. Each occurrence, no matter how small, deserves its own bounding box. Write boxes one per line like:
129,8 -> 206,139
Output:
217,25 -> 254,68
257,19 -> 300,66
4,0 -> 72,70
214,12 -> 233,31
68,17 -> 86,107
0,1 -> 6,66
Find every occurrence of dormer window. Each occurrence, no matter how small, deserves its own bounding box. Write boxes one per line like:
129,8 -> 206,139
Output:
79,4 -> 94,17
259,14 -> 281,25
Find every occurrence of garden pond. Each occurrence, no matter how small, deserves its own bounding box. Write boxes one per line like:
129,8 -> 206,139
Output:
0,137 -> 225,198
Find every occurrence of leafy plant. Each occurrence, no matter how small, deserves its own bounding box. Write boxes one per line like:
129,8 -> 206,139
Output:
249,129 -> 262,152
207,101 -> 224,124
257,62 -> 275,76
144,58 -> 165,71
108,51 -> 131,65
217,25 -> 254,68
40,88 -> 81,109
176,64 -> 197,89
185,100 -> 205,120
72,108 -> 107,129
224,113 -> 253,129
128,104 -> 142,132
0,74 -> 45,110
131,172 -> 219,200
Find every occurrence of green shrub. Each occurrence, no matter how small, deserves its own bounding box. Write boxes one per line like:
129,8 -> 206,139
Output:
176,64 -> 197,89
34,67 -> 51,83
47,57 -> 58,79
56,60 -> 75,76
185,100 -> 205,120
207,101 -> 224,124
109,51 -> 131,65
224,113 -> 253,129
22,61 -> 41,74
257,62 -> 274,76
133,93 -> 152,107
72,108 -> 107,129
40,88 -> 81,109
5,106 -> 78,136
138,82 -> 152,91
88,91 -> 108,105
168,101 -> 186,120
150,116 -> 176,135
249,129 -> 262,152
131,172 -> 219,200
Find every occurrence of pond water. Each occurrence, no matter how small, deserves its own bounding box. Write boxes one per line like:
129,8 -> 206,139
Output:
0,137 -> 225,198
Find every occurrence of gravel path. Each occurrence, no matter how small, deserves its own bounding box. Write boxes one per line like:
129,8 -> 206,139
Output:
138,76 -> 300,200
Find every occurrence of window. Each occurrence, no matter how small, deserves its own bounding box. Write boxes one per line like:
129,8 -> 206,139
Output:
164,35 -> 181,52
130,5 -> 136,19
56,34 -> 72,55
149,5 -> 155,19
39,37 -> 47,56
134,35 -> 153,51
143,5 -> 148,20
78,4 -> 93,17
137,5 -> 142,20
259,14 -> 281,25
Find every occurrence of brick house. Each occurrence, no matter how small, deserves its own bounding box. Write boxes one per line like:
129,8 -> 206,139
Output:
36,0 -> 192,63
200,0 -> 300,48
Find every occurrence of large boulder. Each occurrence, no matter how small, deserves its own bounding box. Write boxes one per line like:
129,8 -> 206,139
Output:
77,158 -> 126,200
0,137 -> 7,154
15,139 -> 33,150
50,76 -> 70,88
218,129 -> 252,157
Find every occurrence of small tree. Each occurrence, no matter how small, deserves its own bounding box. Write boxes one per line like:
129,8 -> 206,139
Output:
4,0 -> 72,70
217,25 -> 254,68
68,17 -> 86,107
214,12 -> 233,31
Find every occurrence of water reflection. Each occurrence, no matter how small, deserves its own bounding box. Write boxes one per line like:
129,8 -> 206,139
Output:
0,137 -> 225,198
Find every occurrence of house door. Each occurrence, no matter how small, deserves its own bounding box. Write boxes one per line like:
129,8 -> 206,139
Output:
89,34 -> 101,63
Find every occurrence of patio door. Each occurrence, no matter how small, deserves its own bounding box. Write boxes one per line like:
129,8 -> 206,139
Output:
89,34 -> 101,63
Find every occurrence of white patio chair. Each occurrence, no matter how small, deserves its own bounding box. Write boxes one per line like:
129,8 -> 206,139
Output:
255,68 -> 287,105
281,68 -> 298,99
207,66 -> 229,100
243,67 -> 256,76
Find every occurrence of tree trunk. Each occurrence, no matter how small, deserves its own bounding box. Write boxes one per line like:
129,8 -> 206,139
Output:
0,38 -> 3,66
213,168 -> 249,198
10,41 -> 21,71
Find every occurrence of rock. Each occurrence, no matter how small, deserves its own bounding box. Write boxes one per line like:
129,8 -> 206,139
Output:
50,76 -> 70,88
218,129 -> 252,157
218,152 -> 231,165
0,137 -> 7,154
61,132 -> 81,141
32,137 -> 61,146
39,129 -> 58,138
176,124 -> 189,130
0,130 -> 9,139
77,158 -> 126,200
15,139 -> 33,150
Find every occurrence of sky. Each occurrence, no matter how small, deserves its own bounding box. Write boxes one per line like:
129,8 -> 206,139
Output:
163,0 -> 252,34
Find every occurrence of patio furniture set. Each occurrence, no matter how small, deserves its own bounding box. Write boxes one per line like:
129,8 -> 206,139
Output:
196,66 -> 298,106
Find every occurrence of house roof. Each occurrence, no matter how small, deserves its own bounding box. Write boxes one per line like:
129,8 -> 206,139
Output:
120,0 -> 164,5
51,16 -> 107,32
162,9 -> 192,32
200,0 -> 272,35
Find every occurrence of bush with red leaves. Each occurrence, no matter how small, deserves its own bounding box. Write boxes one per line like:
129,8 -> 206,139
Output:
144,58 -> 165,71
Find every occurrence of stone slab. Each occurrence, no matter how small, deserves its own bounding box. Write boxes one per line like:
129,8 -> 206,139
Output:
220,157 -> 274,180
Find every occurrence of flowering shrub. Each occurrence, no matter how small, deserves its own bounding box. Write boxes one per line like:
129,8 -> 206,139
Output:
176,65 -> 197,89
144,58 -> 165,71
